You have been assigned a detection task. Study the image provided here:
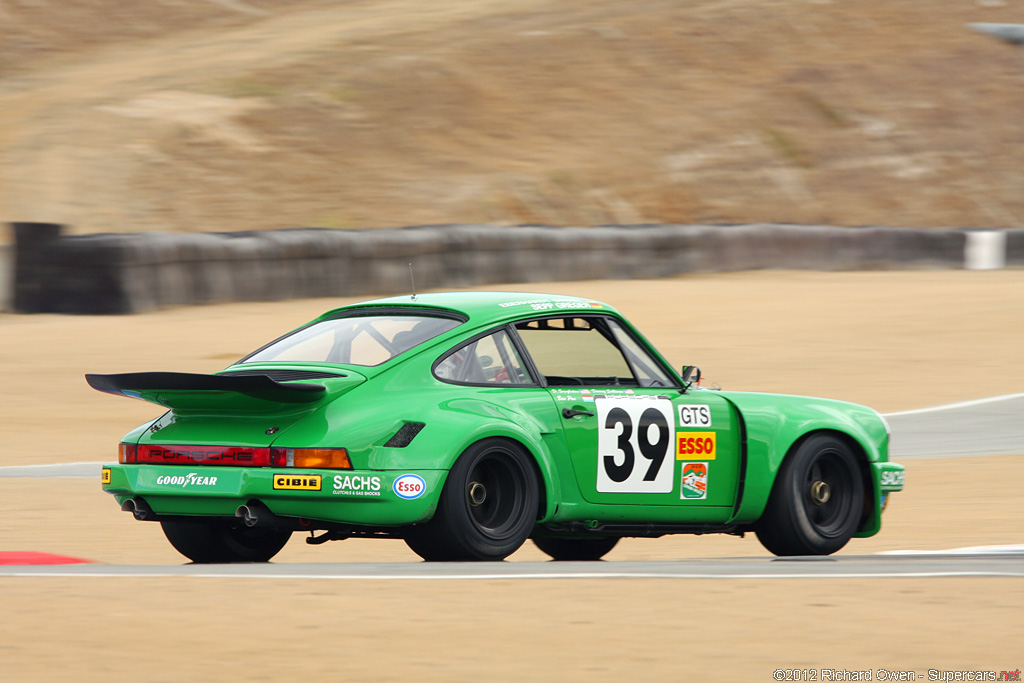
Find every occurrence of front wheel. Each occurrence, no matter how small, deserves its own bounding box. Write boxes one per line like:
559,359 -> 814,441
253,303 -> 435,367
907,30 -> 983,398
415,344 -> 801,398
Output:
161,519 -> 291,563
405,438 -> 539,561
533,536 -> 619,561
755,434 -> 865,556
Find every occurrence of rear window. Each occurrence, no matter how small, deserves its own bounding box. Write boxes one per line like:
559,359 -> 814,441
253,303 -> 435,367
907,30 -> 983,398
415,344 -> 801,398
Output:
241,315 -> 462,367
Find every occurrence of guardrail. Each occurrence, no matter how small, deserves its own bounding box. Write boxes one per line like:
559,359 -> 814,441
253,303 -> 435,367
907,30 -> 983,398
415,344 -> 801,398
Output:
8,222 -> 1023,314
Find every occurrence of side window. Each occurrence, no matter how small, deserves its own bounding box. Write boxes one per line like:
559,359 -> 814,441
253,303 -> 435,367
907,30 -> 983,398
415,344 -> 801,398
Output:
435,329 -> 530,385
514,316 -> 674,388
514,317 -> 630,386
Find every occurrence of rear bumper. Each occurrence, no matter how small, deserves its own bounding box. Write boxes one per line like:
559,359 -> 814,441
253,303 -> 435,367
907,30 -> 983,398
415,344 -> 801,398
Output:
101,464 -> 444,527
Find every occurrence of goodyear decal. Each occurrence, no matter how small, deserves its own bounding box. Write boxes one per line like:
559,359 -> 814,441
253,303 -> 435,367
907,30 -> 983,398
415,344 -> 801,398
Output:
101,468 -> 111,484
676,432 -> 716,460
156,473 -> 218,487
273,474 -> 322,491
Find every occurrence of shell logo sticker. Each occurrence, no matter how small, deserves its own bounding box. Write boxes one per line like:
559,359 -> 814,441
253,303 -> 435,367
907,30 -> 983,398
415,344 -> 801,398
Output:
676,432 -> 716,460
393,474 -> 426,500
101,468 -> 111,484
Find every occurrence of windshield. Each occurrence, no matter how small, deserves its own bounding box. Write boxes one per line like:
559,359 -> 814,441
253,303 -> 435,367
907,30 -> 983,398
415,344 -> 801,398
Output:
241,314 -> 462,367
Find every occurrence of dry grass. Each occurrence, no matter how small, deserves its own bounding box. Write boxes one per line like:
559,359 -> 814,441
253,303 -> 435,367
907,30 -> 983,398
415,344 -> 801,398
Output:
2,1 -> 1024,235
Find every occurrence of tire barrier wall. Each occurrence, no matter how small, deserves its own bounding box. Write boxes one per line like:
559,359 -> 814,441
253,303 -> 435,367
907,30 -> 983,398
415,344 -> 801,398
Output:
9,222 -> 1024,314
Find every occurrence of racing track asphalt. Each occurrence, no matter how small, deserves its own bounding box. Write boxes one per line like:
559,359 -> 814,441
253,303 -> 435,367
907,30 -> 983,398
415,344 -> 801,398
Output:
2,395 -> 1022,579
2,550 -> 1023,579
885,393 -> 1024,459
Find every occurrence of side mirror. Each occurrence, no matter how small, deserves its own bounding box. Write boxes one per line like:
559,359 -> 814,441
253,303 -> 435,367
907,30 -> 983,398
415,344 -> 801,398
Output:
681,365 -> 701,386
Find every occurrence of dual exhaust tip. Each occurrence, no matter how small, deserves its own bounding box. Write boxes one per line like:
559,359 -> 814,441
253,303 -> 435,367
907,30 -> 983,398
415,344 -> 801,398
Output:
120,497 -> 155,521
122,497 -> 280,528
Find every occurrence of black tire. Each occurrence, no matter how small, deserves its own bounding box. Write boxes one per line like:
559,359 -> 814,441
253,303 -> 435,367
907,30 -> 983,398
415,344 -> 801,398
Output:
755,434 -> 865,556
161,519 -> 291,563
405,438 -> 539,561
532,536 -> 619,561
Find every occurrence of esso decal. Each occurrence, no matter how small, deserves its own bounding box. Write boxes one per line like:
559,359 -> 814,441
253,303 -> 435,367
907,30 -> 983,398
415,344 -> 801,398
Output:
880,471 -> 905,488
393,474 -> 427,500
596,397 -> 675,493
678,405 -> 712,427
676,432 -> 717,460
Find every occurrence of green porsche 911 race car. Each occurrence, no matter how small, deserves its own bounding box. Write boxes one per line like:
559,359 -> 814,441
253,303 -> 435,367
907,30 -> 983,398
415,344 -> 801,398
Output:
89,291 -> 904,563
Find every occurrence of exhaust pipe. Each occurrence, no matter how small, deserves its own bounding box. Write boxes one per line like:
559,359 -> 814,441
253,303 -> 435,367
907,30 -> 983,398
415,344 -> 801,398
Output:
121,497 -> 156,521
235,501 -> 281,528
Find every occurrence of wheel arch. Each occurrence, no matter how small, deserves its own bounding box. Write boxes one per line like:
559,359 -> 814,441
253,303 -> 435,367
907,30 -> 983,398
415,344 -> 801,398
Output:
458,435 -> 549,524
723,391 -> 889,529
409,419 -> 558,523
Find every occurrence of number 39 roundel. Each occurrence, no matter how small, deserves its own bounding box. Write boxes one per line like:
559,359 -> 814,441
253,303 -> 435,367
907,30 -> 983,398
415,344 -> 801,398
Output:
596,397 -> 675,493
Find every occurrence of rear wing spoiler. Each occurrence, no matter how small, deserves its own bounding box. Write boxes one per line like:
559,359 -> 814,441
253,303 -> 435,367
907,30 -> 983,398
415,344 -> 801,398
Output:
86,372 -> 326,411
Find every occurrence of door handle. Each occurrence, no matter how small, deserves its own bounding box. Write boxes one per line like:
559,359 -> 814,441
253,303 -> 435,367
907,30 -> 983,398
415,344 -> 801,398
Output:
562,408 -> 595,419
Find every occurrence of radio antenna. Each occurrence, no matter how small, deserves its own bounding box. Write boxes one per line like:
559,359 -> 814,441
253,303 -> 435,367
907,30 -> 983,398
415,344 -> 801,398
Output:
408,262 -> 417,300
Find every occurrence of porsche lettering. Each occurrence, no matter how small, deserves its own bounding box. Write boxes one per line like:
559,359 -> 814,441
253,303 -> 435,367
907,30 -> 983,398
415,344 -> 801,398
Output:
148,448 -> 254,463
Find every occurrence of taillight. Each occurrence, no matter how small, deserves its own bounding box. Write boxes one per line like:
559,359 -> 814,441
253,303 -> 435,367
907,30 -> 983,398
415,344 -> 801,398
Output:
116,443 -> 350,469
271,448 -> 351,469
119,442 -> 137,463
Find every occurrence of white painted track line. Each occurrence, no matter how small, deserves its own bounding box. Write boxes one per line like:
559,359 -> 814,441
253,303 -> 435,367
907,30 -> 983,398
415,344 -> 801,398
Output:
883,392 -> 1024,418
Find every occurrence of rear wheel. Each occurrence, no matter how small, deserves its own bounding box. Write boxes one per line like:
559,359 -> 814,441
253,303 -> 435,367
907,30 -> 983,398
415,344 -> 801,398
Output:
533,536 -> 619,561
755,434 -> 865,556
161,519 -> 291,563
405,438 -> 539,561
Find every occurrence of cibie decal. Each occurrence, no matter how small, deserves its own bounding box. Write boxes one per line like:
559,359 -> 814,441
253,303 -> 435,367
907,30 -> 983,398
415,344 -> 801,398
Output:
101,468 -> 111,484
596,397 -> 675,493
680,462 -> 708,500
678,404 -> 712,428
676,432 -> 716,460
273,474 -> 322,491
393,474 -> 427,500
333,474 -> 382,497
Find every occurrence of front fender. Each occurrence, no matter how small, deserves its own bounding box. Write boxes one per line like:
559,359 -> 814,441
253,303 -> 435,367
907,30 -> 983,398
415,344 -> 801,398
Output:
718,391 -> 890,526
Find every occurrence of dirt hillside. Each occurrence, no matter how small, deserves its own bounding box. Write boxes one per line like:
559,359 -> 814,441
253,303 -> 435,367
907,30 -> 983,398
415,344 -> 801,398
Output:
3,0 -> 1024,236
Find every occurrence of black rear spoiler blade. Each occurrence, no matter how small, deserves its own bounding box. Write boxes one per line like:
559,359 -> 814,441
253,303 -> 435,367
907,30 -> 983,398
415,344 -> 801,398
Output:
86,372 -> 326,405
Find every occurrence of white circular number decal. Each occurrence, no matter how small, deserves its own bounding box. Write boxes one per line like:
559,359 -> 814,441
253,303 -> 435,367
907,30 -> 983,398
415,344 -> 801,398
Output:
596,397 -> 674,493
